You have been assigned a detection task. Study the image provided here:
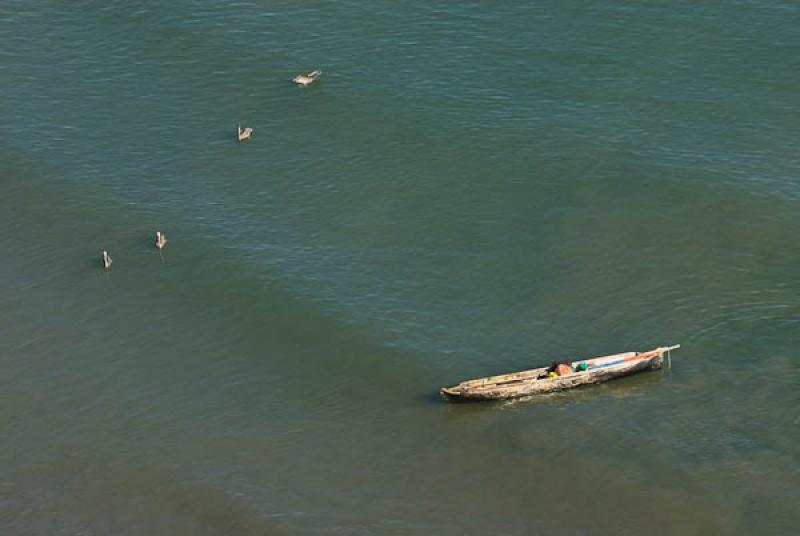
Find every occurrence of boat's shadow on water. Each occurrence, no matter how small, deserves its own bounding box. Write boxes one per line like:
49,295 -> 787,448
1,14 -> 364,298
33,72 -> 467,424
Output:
433,371 -> 667,412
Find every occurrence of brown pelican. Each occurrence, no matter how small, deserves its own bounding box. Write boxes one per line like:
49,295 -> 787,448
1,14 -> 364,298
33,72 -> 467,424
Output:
293,69 -> 322,87
237,124 -> 253,142
155,231 -> 167,250
101,250 -> 112,270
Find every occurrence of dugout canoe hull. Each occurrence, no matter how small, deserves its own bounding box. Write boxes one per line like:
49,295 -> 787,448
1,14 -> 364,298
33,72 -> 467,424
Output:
440,345 -> 679,401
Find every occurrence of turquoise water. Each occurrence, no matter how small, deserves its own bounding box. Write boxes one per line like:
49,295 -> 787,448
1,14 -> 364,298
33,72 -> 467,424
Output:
1,2 -> 798,534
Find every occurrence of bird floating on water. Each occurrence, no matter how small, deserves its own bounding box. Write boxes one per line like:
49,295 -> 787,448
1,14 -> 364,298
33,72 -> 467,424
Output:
155,231 -> 167,250
101,250 -> 112,270
237,124 -> 253,142
293,69 -> 322,87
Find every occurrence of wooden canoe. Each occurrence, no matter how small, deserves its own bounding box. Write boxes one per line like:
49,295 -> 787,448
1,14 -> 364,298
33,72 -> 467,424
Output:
440,345 -> 680,401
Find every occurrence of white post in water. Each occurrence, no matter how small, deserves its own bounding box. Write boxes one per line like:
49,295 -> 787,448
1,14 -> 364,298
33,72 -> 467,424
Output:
658,344 -> 680,370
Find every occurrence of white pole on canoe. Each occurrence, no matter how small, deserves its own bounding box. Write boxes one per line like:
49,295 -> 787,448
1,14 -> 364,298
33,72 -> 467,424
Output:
661,344 -> 680,369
